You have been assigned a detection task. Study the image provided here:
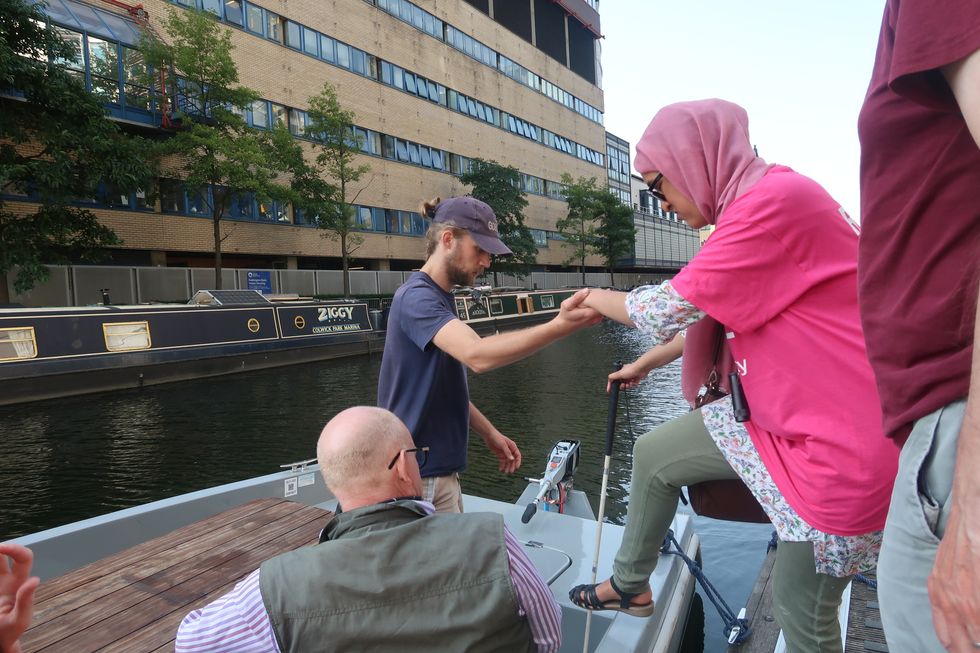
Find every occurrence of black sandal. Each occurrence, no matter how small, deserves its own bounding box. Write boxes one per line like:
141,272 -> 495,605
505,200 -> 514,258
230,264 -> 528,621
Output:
568,576 -> 655,617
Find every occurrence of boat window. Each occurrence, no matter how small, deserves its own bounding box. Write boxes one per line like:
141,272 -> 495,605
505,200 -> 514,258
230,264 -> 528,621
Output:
541,295 -> 555,309
0,327 -> 37,361
103,321 -> 151,351
490,298 -> 503,315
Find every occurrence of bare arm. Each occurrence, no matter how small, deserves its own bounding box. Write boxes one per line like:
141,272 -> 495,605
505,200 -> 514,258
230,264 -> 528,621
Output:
579,288 -> 634,326
928,46 -> 980,653
943,47 -> 980,148
433,288 -> 601,373
607,333 -> 685,392
469,402 -> 521,473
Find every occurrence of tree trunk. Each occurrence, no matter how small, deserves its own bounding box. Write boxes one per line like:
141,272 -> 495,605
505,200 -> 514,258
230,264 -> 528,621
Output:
0,274 -> 9,304
213,215 -> 223,290
581,256 -> 586,286
341,236 -> 350,298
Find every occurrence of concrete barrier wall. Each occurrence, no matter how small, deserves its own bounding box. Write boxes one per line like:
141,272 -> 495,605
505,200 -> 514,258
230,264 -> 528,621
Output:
137,267 -> 190,303
7,266 -> 72,307
72,266 -> 136,306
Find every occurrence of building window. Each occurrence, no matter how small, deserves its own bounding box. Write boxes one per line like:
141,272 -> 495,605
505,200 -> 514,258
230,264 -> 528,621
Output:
266,11 -> 284,43
250,100 -> 269,128
224,0 -> 243,25
302,27 -> 318,56
245,4 -> 263,34
160,179 -> 184,213
186,188 -> 209,215
202,0 -> 222,16
270,103 -> 287,127
320,34 -> 335,63
336,43 -> 350,69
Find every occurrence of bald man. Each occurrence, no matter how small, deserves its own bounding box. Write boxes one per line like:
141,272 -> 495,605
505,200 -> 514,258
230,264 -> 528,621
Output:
175,407 -> 561,653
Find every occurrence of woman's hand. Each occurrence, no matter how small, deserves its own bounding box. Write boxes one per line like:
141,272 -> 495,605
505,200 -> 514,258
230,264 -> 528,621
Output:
608,360 -> 651,391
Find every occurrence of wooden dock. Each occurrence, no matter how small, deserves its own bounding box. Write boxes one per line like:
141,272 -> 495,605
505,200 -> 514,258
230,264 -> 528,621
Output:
21,498 -> 332,653
726,548 -> 889,653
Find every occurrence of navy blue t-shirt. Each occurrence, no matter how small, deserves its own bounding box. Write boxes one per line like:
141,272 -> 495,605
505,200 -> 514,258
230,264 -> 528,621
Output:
377,272 -> 470,477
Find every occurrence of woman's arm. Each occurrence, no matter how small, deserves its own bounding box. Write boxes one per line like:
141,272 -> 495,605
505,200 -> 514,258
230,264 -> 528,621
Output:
607,333 -> 685,391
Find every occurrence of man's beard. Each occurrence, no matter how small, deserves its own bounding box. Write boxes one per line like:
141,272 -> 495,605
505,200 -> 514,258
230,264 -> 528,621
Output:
446,248 -> 477,287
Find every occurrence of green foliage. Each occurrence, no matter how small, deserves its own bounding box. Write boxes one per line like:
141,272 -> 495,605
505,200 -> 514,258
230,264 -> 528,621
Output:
459,159 -> 537,278
555,174 -> 636,285
555,174 -> 600,281
0,0 -> 156,293
300,82 -> 370,297
592,190 -> 636,283
141,8 -> 300,288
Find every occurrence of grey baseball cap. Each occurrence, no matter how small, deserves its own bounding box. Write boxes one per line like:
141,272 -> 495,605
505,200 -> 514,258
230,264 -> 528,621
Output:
432,196 -> 513,256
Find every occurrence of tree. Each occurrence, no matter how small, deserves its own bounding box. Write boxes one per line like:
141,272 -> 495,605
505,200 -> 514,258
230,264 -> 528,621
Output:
300,83 -> 370,298
458,159 -> 537,283
0,0 -> 156,297
555,174 -> 601,285
555,175 -> 636,286
592,191 -> 636,286
140,8 -> 298,289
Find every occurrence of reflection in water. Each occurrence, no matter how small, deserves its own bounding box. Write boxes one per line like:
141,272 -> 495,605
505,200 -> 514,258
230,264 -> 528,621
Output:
0,322 -> 771,652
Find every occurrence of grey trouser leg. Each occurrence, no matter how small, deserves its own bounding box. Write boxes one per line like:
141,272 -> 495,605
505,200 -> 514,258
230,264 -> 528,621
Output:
877,399 -> 964,653
772,540 -> 851,653
612,409 -> 738,592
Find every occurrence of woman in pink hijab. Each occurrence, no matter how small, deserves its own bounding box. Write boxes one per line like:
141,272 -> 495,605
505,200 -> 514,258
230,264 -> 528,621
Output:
569,100 -> 897,652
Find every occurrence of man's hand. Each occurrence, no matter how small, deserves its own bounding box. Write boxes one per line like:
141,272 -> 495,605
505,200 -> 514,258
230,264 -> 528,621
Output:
484,432 -> 522,474
607,360 -> 651,392
554,289 -> 603,334
0,543 -> 40,653
928,418 -> 980,652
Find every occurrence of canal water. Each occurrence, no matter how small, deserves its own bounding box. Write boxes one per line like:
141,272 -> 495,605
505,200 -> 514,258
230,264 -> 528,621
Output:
0,321 -> 773,652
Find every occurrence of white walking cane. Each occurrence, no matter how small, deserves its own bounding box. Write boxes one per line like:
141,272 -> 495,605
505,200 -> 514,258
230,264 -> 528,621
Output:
583,363 -> 622,653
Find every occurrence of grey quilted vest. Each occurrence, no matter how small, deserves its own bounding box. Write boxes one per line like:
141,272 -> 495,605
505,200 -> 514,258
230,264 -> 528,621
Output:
259,500 -> 536,652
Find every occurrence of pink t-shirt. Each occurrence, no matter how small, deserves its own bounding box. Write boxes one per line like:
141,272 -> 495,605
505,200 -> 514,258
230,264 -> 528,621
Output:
671,167 -> 898,535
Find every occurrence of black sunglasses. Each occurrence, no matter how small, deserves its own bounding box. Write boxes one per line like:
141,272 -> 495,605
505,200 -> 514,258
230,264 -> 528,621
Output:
646,173 -> 666,202
386,446 -> 429,470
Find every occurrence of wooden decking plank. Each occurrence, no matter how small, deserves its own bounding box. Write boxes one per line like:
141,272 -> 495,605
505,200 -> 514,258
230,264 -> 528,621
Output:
727,547 -> 780,653
25,506 -> 325,652
43,516 -> 323,653
34,498 -> 283,602
32,499 -> 307,625
23,501 -> 329,653
102,527 -> 322,653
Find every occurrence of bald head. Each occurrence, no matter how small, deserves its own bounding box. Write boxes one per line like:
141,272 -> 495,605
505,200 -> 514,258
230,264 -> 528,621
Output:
317,407 -> 417,505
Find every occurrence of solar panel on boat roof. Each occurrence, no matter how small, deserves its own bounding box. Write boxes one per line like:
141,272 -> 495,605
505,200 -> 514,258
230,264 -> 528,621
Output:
190,290 -> 271,306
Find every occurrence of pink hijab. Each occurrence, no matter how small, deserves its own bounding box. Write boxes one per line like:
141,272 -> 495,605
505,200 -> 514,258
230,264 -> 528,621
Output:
634,99 -> 774,407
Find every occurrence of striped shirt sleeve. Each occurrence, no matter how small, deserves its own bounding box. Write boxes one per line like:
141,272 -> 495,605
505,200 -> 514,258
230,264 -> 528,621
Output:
175,569 -> 280,653
503,527 -> 563,653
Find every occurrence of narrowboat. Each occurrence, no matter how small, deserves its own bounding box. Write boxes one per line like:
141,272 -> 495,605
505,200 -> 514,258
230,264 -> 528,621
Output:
0,286 -> 578,405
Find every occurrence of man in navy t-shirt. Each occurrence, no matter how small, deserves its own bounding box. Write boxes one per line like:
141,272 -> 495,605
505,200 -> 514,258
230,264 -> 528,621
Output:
378,196 -> 601,512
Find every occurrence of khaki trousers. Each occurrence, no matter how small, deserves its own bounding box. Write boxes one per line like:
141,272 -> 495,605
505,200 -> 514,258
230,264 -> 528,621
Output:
613,408 -> 851,652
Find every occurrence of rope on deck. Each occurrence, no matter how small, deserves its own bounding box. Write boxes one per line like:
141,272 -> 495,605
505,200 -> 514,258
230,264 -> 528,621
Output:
660,529 -> 753,646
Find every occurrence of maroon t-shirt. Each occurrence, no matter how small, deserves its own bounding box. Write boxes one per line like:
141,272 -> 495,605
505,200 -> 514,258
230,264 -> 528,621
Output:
857,0 -> 980,443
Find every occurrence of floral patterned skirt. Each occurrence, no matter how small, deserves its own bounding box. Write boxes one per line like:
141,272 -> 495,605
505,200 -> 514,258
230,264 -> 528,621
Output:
701,397 -> 882,577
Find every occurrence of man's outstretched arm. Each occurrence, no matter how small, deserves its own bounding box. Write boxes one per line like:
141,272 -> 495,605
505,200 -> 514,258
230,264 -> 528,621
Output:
433,288 -> 601,373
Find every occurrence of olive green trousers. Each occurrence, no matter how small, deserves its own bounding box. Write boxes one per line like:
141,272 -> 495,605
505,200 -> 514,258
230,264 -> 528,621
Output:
612,408 -> 851,653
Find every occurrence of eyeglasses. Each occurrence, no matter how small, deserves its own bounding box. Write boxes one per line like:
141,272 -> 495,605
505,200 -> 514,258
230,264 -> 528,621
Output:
386,446 -> 429,470
646,173 -> 666,202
